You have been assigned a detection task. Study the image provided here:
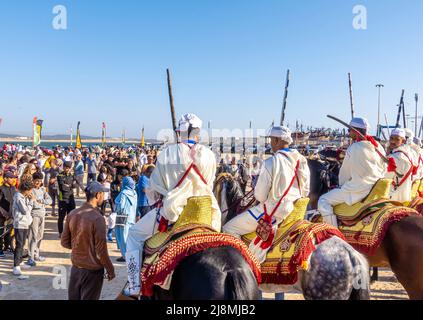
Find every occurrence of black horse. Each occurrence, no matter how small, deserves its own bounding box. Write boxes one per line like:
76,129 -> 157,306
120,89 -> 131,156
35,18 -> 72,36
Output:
153,246 -> 260,300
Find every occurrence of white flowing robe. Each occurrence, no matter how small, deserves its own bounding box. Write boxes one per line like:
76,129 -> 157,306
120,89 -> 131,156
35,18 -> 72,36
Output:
223,149 -> 310,263
124,142 -> 221,295
408,143 -> 423,180
318,141 -> 387,220
386,145 -> 414,203
146,142 -> 221,231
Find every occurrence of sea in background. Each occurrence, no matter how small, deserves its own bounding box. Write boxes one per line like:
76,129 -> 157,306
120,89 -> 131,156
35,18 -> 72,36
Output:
0,141 -> 143,149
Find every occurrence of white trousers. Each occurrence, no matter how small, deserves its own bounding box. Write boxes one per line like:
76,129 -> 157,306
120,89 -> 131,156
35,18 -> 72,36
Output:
125,207 -> 160,295
222,204 -> 280,263
317,188 -> 350,228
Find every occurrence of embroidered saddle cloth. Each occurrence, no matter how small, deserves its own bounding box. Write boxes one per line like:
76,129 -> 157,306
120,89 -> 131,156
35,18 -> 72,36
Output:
241,198 -> 344,285
338,202 -> 420,255
330,179 -> 421,255
140,196 -> 261,296
407,179 -> 423,211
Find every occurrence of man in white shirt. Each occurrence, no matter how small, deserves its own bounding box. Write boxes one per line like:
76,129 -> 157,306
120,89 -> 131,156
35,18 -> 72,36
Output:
123,113 -> 221,296
223,126 -> 310,263
386,128 -> 415,202
317,118 -> 387,227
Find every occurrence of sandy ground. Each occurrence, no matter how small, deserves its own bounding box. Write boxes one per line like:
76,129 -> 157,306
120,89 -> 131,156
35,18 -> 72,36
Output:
0,198 -> 409,300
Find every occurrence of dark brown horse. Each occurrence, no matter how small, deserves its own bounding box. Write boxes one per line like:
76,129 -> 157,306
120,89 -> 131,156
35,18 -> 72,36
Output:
309,165 -> 423,299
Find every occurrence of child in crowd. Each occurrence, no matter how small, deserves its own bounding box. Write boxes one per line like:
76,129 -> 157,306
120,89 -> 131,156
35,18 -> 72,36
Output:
27,172 -> 52,267
12,178 -> 35,278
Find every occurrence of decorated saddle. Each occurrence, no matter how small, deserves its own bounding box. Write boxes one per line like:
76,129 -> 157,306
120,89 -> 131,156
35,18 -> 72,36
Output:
333,179 -> 421,255
406,179 -> 423,212
140,196 -> 261,297
241,198 -> 344,286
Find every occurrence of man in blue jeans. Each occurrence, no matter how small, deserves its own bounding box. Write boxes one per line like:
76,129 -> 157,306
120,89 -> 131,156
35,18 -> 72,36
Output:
74,154 -> 85,197
135,166 -> 154,220
86,153 -> 98,184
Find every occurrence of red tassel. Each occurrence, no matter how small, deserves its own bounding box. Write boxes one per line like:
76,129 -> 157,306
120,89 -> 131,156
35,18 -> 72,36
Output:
260,231 -> 275,250
387,157 -> 397,172
158,217 -> 168,233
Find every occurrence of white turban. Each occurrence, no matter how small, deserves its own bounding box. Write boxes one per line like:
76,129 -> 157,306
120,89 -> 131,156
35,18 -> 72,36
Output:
176,113 -> 203,132
404,128 -> 414,139
391,128 -> 406,138
269,126 -> 293,144
350,117 -> 370,131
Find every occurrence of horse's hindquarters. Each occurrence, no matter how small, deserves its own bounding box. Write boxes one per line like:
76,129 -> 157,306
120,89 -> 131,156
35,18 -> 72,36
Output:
166,246 -> 261,300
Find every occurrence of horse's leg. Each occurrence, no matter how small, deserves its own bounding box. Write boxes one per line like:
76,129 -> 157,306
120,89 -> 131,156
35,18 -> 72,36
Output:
301,237 -> 370,300
370,267 -> 379,283
384,216 -> 423,299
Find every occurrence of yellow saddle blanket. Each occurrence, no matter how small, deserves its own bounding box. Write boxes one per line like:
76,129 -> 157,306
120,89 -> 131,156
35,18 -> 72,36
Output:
140,196 -> 261,296
241,198 -> 345,285
406,179 -> 423,210
334,179 -> 392,218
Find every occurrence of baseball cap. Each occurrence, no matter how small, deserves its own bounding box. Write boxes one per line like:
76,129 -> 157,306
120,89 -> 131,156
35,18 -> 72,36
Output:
86,181 -> 110,194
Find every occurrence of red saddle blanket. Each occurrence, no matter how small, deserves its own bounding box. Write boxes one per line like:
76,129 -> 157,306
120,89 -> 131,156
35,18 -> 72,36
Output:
242,220 -> 345,285
140,228 -> 262,297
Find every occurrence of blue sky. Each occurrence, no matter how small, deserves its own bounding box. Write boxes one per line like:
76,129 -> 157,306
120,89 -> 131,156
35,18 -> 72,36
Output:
0,0 -> 422,138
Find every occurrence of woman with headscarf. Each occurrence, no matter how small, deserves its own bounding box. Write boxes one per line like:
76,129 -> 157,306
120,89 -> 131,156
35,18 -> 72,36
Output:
114,176 -> 137,262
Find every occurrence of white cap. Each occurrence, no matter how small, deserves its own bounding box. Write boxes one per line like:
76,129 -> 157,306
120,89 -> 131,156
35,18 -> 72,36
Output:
176,113 -> 203,132
391,128 -> 406,138
413,137 -> 422,147
404,128 -> 414,139
268,126 -> 293,144
350,117 -> 370,131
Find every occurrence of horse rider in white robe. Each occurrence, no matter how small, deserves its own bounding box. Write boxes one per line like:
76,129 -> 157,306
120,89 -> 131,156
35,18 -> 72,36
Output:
386,128 -> 416,203
317,118 -> 387,228
404,128 -> 423,181
222,126 -> 310,263
124,113 -> 221,297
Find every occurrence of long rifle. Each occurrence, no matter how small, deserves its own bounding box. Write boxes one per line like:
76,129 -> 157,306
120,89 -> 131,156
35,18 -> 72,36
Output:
166,68 -> 178,140
395,90 -> 405,128
327,115 -> 403,177
348,73 -> 355,119
280,69 -> 290,126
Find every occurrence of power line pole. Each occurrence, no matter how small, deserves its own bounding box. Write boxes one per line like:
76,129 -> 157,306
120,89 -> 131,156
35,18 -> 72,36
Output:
376,84 -> 384,137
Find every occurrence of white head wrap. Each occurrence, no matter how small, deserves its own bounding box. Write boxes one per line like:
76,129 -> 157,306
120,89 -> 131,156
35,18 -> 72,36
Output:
269,126 -> 293,144
404,128 -> 414,139
350,117 -> 370,131
176,113 -> 203,132
391,128 -> 406,138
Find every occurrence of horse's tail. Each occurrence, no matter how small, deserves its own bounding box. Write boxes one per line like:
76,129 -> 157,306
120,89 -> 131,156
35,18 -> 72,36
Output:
348,246 -> 370,300
224,268 -> 259,300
